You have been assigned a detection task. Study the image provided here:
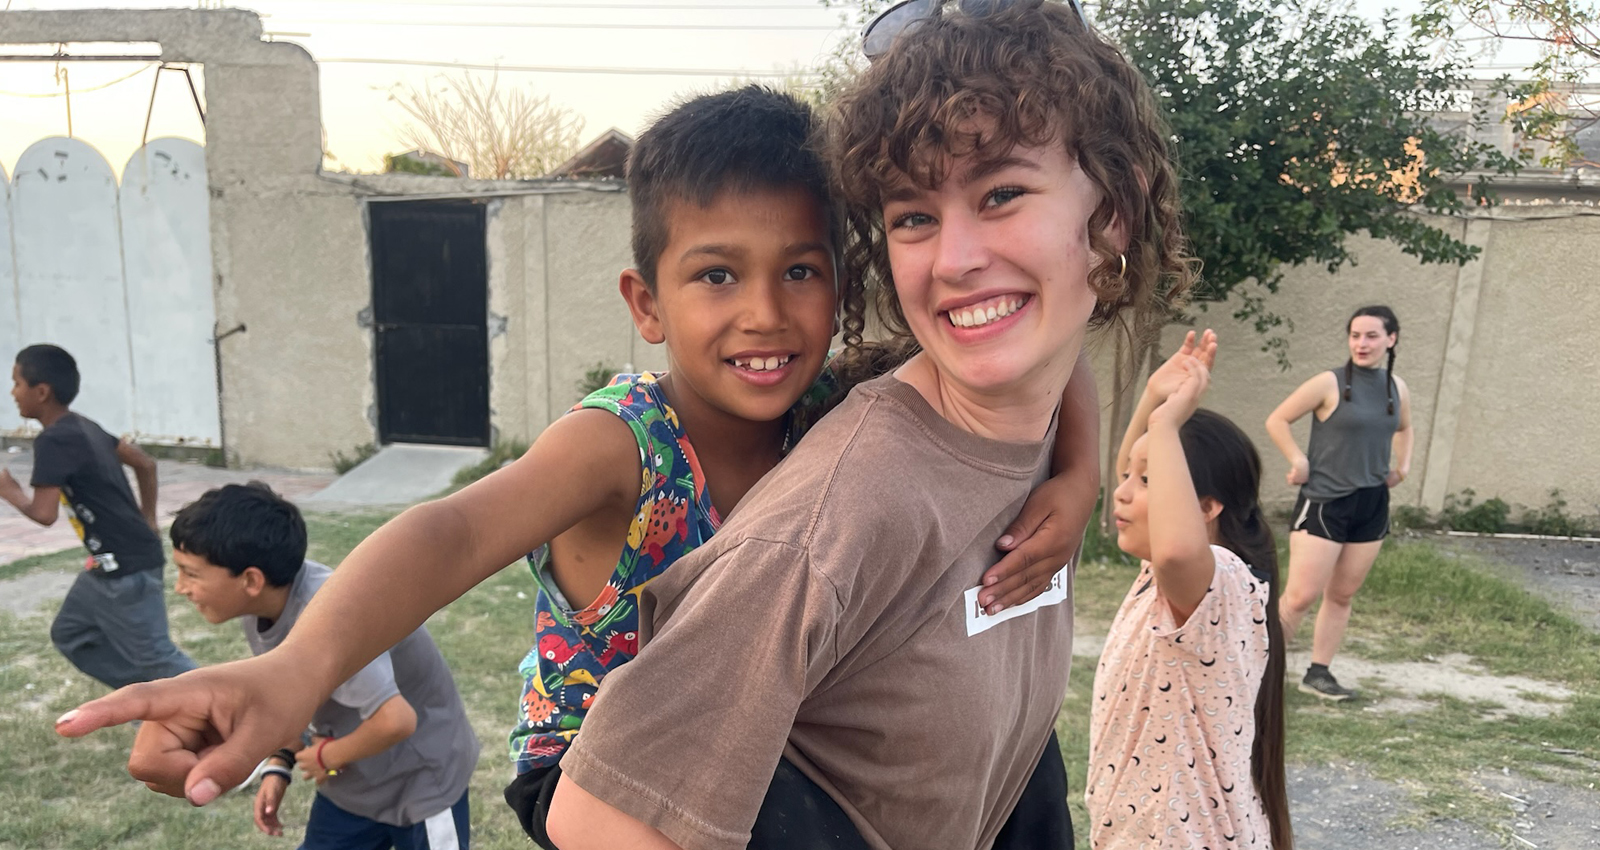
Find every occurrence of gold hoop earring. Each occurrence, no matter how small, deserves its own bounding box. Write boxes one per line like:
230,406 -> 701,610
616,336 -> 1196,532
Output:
1118,254 -> 1127,278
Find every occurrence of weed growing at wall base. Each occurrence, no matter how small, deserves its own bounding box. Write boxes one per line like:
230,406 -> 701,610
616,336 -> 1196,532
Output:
330,442 -> 378,475
1390,503 -> 1434,532
1522,489 -> 1587,537
1439,488 -> 1511,534
1393,490 -> 1594,537
451,440 -> 530,487
576,362 -> 622,401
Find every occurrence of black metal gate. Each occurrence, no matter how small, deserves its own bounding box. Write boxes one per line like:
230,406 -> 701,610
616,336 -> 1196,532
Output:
370,200 -> 490,446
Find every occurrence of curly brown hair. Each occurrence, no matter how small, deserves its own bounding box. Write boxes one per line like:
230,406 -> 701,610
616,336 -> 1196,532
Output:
827,0 -> 1197,354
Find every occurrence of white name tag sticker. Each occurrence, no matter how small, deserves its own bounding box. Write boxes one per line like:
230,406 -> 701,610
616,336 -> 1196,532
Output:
964,557 -> 1073,637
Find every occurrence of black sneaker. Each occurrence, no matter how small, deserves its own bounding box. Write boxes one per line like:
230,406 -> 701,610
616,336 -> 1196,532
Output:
1299,667 -> 1357,701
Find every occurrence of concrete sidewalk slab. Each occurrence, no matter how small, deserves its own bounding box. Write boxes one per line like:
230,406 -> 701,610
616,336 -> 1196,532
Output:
303,443 -> 487,507
1,447 -> 334,567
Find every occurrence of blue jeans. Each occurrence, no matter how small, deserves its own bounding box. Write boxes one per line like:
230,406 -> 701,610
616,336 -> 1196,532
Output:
303,790 -> 471,850
50,568 -> 195,689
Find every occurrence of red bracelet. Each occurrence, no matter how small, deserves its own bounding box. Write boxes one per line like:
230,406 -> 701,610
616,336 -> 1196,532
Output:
315,737 -> 338,775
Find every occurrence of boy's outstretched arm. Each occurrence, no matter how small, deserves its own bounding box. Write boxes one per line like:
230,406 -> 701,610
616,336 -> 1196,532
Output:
0,469 -> 61,526
56,409 -> 642,805
116,439 -> 159,531
979,349 -> 1099,613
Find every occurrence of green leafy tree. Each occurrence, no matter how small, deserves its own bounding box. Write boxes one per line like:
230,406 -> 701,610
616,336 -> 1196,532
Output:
1100,0 -> 1522,358
1415,0 -> 1600,167
382,153 -> 454,177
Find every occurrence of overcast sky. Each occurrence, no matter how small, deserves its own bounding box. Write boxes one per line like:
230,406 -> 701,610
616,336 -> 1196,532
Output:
0,0 -> 1545,179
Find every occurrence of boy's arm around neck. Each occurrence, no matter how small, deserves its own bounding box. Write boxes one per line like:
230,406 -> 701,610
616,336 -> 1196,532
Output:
55,408 -> 641,804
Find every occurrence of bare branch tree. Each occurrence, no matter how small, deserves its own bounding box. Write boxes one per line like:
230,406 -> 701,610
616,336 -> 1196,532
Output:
389,71 -> 586,179
1417,0 -> 1600,167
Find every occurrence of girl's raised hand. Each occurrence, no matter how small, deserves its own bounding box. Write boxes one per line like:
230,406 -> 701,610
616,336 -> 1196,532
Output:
1147,356 -> 1210,430
1145,330 -> 1217,404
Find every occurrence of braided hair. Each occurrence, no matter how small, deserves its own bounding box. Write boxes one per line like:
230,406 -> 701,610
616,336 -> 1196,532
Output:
1343,305 -> 1399,415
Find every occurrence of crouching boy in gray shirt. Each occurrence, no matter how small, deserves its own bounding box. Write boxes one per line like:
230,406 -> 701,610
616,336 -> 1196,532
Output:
170,483 -> 478,849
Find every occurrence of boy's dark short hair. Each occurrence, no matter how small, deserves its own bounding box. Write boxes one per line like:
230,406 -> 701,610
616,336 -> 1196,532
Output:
627,85 -> 836,290
171,482 -> 308,587
15,344 -> 80,406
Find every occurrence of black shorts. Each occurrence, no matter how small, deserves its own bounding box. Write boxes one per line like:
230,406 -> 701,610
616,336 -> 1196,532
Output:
505,730 -> 1073,849
1291,485 -> 1390,543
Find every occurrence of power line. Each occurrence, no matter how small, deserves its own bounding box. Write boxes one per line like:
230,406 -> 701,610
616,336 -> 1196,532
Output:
318,56 -> 822,77
271,18 -> 841,31
0,63 -> 155,98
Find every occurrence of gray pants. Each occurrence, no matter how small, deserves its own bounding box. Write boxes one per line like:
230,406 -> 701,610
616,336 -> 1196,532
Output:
50,568 -> 196,689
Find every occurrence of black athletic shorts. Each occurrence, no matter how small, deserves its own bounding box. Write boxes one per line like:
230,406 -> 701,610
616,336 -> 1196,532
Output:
505,730 -> 1074,849
1291,484 -> 1390,543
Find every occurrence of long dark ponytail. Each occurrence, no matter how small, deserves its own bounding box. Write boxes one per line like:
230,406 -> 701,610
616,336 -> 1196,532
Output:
1344,305 -> 1400,415
1178,409 -> 1291,850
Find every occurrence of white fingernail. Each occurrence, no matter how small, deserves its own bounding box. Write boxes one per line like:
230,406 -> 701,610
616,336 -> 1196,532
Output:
55,709 -> 79,726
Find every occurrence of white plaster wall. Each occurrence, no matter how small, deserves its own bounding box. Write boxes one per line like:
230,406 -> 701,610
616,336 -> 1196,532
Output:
1450,216 -> 1600,517
210,188 -> 373,469
544,192 -> 662,416
0,163 -> 21,434
485,197 -> 528,441
120,138 -> 222,445
12,138 -> 136,435
479,189 -> 660,447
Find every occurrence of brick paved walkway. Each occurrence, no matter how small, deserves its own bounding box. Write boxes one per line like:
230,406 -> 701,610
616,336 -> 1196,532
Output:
1,448 -> 332,567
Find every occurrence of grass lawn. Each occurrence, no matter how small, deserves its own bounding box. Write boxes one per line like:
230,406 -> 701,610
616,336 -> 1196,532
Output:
1,516 -> 1595,848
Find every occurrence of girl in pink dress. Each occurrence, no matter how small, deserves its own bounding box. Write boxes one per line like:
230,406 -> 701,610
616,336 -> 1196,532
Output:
1088,331 -> 1292,850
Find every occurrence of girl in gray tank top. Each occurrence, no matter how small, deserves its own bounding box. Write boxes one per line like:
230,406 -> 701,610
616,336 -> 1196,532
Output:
1265,306 -> 1413,702
1301,359 -> 1399,501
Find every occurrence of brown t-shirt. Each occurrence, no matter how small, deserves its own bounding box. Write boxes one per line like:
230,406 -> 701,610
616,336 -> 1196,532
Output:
562,374 -> 1076,850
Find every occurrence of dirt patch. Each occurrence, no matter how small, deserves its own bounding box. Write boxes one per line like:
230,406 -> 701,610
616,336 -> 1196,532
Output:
1474,766 -> 1600,849
1077,632 -> 1571,718
0,569 -> 75,618
1073,632 -> 1106,660
1288,651 -> 1573,719
1289,762 -> 1600,849
1431,534 -> 1600,632
1290,763 -> 1502,849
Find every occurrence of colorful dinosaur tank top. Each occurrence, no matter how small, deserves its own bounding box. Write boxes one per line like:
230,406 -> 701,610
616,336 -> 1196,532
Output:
509,369 -> 835,772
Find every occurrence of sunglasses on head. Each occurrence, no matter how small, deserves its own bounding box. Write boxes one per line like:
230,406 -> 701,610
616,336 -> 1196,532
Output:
862,0 -> 1087,61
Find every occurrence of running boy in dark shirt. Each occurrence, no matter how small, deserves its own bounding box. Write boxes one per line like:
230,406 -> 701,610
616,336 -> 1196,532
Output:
1,344 -> 194,687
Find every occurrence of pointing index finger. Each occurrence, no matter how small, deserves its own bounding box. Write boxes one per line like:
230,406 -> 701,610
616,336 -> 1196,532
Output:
55,688 -> 161,738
